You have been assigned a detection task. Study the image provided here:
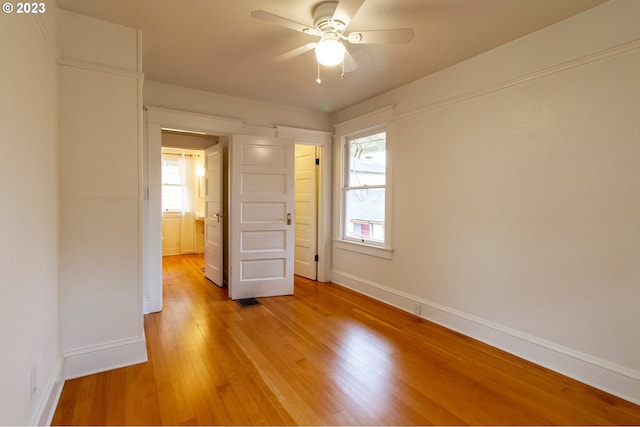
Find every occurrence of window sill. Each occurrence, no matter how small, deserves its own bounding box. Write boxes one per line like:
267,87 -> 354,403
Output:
334,239 -> 394,260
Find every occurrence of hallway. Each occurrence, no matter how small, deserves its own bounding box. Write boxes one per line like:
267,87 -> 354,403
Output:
52,254 -> 640,425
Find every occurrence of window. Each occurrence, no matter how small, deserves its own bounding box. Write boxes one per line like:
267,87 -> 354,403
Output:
335,106 -> 394,258
344,130 -> 387,245
161,153 -> 182,211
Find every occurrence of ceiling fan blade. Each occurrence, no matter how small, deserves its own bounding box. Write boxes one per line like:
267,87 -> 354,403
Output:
273,43 -> 316,62
343,49 -> 358,73
348,28 -> 415,44
251,10 -> 313,34
332,0 -> 365,27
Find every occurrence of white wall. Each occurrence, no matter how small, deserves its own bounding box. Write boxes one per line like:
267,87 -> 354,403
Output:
0,5 -> 62,425
144,80 -> 331,132
331,0 -> 640,404
57,10 -> 146,379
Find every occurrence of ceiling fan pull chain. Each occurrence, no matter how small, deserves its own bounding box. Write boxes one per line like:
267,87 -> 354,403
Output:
316,62 -> 322,84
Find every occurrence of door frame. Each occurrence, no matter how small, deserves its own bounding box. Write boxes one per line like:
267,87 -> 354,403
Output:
294,144 -> 320,280
144,107 -> 332,313
277,126 -> 332,283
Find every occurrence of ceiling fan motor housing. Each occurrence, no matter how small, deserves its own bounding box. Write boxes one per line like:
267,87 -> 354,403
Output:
313,1 -> 346,34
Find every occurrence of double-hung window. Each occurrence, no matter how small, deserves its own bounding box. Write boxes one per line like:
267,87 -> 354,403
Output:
161,153 -> 182,212
335,105 -> 394,258
344,129 -> 387,245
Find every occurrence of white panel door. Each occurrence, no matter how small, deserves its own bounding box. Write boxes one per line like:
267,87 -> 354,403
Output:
230,135 -> 294,299
204,144 -> 223,287
294,145 -> 318,280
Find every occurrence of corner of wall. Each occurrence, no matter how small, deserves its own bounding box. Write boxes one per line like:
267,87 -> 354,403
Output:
57,0 -> 147,386
63,337 -> 148,381
30,357 -> 64,426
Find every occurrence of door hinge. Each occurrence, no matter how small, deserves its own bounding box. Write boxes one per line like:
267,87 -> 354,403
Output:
315,158 -> 320,165
314,254 -> 319,262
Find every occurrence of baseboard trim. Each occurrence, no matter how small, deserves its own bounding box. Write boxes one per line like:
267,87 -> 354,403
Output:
30,357 -> 64,426
331,270 -> 640,405
63,336 -> 148,380
143,295 -> 150,314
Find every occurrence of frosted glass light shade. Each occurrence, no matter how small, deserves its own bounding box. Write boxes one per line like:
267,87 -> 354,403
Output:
315,37 -> 346,67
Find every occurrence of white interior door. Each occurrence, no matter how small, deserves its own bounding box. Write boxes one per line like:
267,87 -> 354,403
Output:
294,145 -> 318,280
204,143 -> 223,287
229,135 -> 294,300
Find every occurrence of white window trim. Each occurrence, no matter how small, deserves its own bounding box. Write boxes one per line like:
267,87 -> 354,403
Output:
334,239 -> 394,259
334,105 -> 394,257
342,125 -> 387,246
161,153 -> 182,212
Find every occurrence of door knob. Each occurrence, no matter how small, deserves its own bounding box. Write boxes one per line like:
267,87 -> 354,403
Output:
287,213 -> 292,225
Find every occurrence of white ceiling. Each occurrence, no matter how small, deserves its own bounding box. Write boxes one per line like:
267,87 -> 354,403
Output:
56,0 -> 607,113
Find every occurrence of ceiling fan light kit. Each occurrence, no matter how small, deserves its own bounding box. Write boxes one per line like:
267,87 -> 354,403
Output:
251,0 -> 414,83
315,32 -> 346,66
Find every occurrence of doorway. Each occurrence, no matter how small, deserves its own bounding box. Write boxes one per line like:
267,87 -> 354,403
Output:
294,144 -> 319,280
144,108 -> 332,313
160,130 -> 217,259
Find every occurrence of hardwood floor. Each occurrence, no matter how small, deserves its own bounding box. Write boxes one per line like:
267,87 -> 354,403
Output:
52,253 -> 640,425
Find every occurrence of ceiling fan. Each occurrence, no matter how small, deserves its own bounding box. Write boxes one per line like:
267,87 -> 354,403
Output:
251,0 -> 415,82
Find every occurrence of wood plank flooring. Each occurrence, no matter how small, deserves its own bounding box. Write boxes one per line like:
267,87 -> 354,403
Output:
52,253 -> 640,425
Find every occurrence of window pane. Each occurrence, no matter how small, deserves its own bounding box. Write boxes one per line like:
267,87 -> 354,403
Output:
161,154 -> 183,211
162,157 -> 181,185
345,188 -> 385,243
349,131 -> 386,187
162,185 -> 182,211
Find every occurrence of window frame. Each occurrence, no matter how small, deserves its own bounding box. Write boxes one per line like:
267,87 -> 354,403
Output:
161,152 -> 183,213
334,106 -> 394,259
342,127 -> 387,246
